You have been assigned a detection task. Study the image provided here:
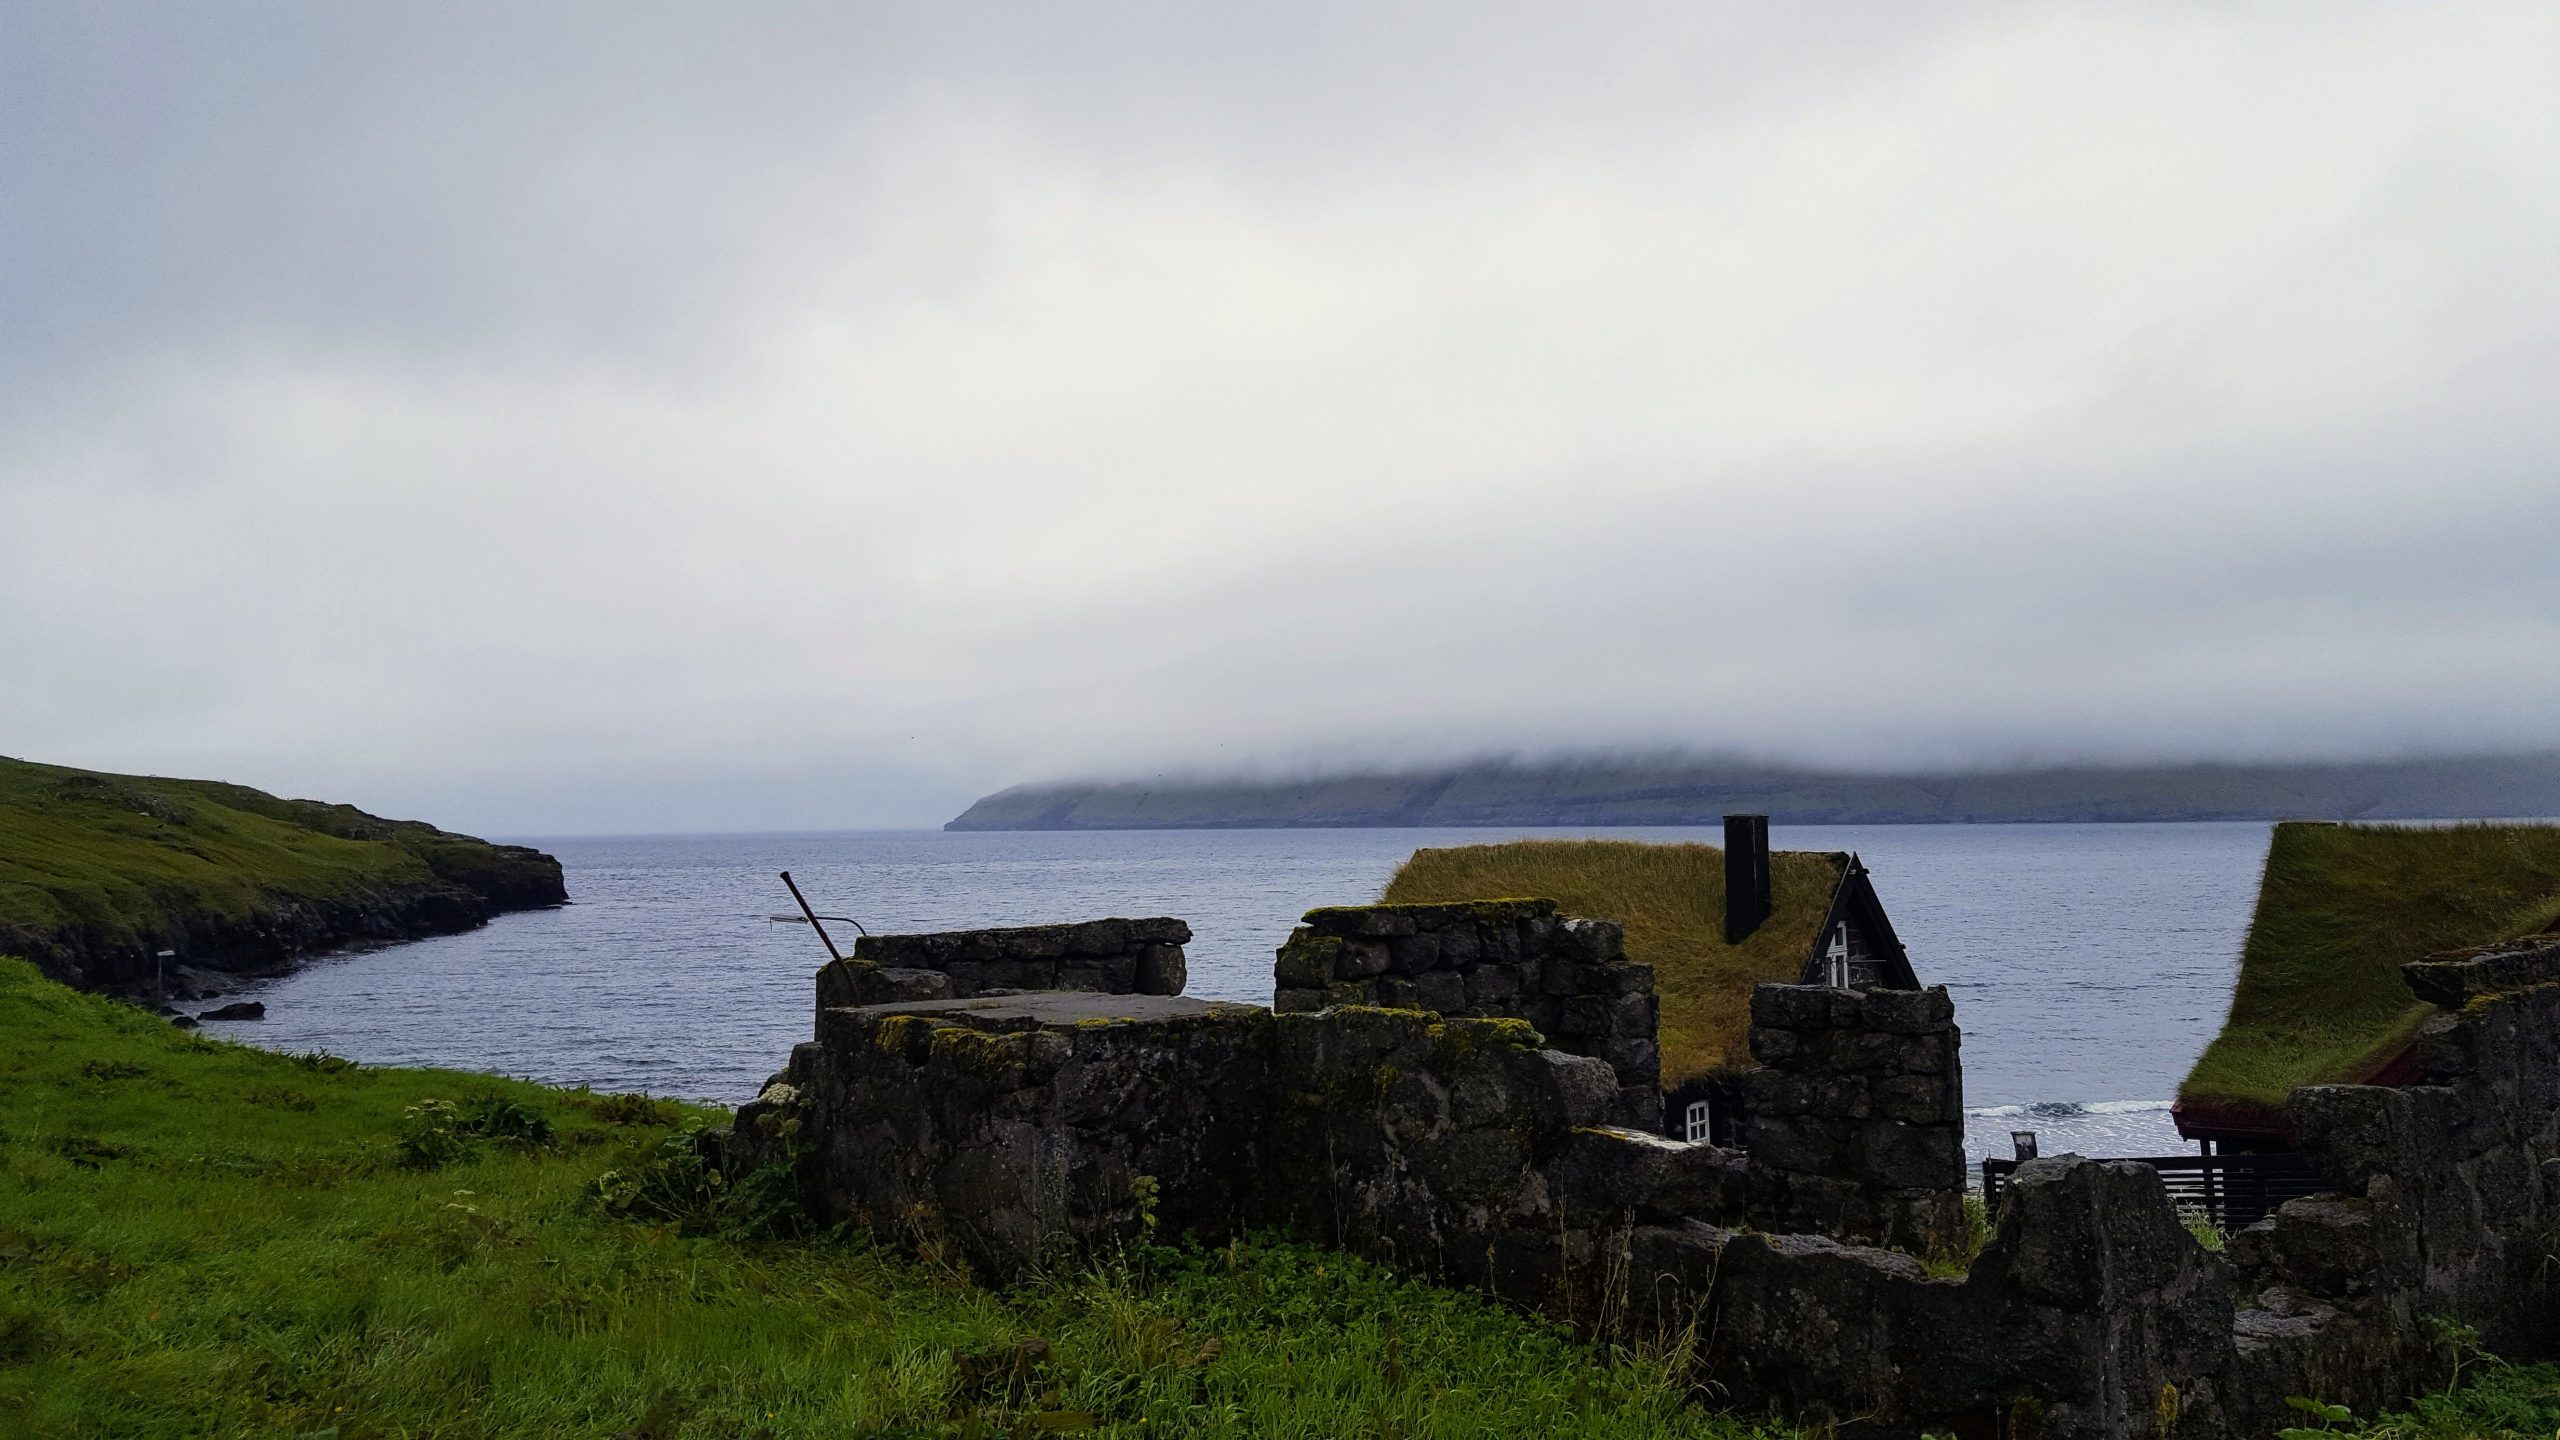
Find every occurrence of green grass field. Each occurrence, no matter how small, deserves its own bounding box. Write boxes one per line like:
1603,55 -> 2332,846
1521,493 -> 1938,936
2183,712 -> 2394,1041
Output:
2180,822 -> 2560,1117
1379,840 -> 1836,1086
0,956 -> 1766,1439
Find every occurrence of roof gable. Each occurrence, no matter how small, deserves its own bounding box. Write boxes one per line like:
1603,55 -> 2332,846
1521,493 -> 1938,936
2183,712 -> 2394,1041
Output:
1796,854 -> 1919,989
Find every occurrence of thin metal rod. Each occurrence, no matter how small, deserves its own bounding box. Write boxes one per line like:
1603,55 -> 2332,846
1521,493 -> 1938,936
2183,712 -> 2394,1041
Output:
779,871 -> 866,1002
779,871 -> 844,961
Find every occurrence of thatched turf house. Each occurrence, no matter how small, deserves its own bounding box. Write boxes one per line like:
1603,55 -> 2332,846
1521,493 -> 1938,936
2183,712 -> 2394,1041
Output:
2175,820 -> 2560,1149
1379,815 -> 1917,1144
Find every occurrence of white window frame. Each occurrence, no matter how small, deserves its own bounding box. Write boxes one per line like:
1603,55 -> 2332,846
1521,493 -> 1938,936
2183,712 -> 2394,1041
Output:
1825,924 -> 1852,989
1684,1098 -> 1713,1144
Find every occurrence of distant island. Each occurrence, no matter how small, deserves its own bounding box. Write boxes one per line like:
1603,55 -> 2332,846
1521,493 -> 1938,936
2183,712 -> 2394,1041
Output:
947,753 -> 2560,831
0,754 -> 566,991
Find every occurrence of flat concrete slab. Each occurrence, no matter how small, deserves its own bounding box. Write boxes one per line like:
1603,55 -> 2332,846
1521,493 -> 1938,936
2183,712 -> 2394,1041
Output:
836,990 -> 1266,1032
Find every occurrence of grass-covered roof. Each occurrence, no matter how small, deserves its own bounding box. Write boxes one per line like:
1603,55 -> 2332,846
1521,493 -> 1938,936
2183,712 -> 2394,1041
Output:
1379,838 -> 1845,1086
2178,821 -> 2560,1123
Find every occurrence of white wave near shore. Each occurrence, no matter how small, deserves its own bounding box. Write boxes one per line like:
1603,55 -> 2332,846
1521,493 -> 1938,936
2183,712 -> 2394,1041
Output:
1961,1099 -> 2186,1171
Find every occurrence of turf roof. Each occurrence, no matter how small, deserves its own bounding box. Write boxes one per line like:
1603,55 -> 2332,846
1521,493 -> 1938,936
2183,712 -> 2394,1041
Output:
1379,838 -> 1846,1086
2178,821 -> 2560,1121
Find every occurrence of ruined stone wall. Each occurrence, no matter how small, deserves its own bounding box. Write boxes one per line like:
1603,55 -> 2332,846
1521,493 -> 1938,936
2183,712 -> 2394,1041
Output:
1743,984 -> 1968,1253
2216,936 -> 2560,1423
813,917 -> 1190,1012
1272,901 -> 1662,1129
741,992 -> 1265,1271
735,992 -> 1670,1280
737,981 -> 2229,1437
740,921 -> 2560,1440
1673,940 -> 2560,1439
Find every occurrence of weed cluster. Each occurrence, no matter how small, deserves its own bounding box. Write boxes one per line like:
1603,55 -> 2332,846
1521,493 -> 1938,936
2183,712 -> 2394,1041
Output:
587,1127 -> 806,1240
397,1092 -> 560,1170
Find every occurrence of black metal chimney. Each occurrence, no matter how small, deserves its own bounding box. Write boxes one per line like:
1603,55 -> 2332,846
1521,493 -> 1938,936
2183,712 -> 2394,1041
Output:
1723,813 -> 1772,942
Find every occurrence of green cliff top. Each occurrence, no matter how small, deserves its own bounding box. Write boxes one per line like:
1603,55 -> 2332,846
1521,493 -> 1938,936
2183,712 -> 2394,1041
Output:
0,754 -> 553,977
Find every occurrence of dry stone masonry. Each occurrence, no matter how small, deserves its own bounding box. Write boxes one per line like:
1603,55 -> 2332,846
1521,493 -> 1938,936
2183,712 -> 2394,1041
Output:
1743,983 -> 1967,1253
727,912 -> 2560,1440
1274,900 -> 1662,1129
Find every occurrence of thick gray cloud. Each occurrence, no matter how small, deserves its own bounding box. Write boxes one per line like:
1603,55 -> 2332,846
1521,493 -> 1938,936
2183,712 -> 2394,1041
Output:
4,2 -> 2556,833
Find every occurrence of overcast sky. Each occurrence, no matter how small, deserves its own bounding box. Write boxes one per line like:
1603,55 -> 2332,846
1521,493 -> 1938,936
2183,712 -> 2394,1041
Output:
4,3 -> 2557,834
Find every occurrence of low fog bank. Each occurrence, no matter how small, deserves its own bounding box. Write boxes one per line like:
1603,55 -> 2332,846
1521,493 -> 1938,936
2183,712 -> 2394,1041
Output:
949,752 -> 2560,830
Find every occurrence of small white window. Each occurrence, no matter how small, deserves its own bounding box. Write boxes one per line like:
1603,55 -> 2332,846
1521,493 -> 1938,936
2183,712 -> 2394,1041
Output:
1684,1099 -> 1713,1144
1825,924 -> 1852,989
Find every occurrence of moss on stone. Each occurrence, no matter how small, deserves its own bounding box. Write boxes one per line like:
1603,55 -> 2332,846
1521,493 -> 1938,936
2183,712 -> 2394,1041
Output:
1301,899 -> 1558,931
1427,1017 -> 1542,1070
926,1025 -> 1022,1070
871,1015 -> 938,1058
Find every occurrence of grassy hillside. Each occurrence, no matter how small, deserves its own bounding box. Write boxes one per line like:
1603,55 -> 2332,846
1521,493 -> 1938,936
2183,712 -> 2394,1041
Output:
1380,840 -> 1836,1085
947,753 -> 2560,830
2179,822 -> 2560,1118
0,756 -> 562,988
0,957 -> 1756,1438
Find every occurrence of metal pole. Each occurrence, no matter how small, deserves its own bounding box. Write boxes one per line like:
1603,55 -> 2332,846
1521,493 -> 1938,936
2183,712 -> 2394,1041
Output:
779,871 -> 843,961
780,871 -> 864,997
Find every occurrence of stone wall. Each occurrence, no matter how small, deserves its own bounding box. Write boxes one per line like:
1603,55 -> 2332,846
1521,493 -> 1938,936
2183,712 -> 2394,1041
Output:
743,992 -> 1265,1271
736,919 -> 2560,1440
1743,984 -> 1967,1253
2222,934 -> 2560,1415
1272,901 -> 1661,1129
1680,938 -> 2560,1438
812,917 -> 1190,1011
732,990 -> 1659,1278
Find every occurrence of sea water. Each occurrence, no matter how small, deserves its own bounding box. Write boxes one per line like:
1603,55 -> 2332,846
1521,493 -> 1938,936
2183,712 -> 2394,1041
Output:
217,822 -> 2273,1167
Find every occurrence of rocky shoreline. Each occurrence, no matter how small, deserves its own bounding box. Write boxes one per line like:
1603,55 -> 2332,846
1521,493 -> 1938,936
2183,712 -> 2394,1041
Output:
0,754 -> 568,994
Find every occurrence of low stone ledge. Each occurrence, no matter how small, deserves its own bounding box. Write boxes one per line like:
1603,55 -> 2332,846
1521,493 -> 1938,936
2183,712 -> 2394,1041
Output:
1555,1127 -> 1751,1223
812,917 -> 1192,1014
2403,934 -> 2560,1007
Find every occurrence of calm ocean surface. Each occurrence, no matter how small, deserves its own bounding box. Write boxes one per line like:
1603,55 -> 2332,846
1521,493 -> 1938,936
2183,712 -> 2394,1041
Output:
218,823 -> 2275,1166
